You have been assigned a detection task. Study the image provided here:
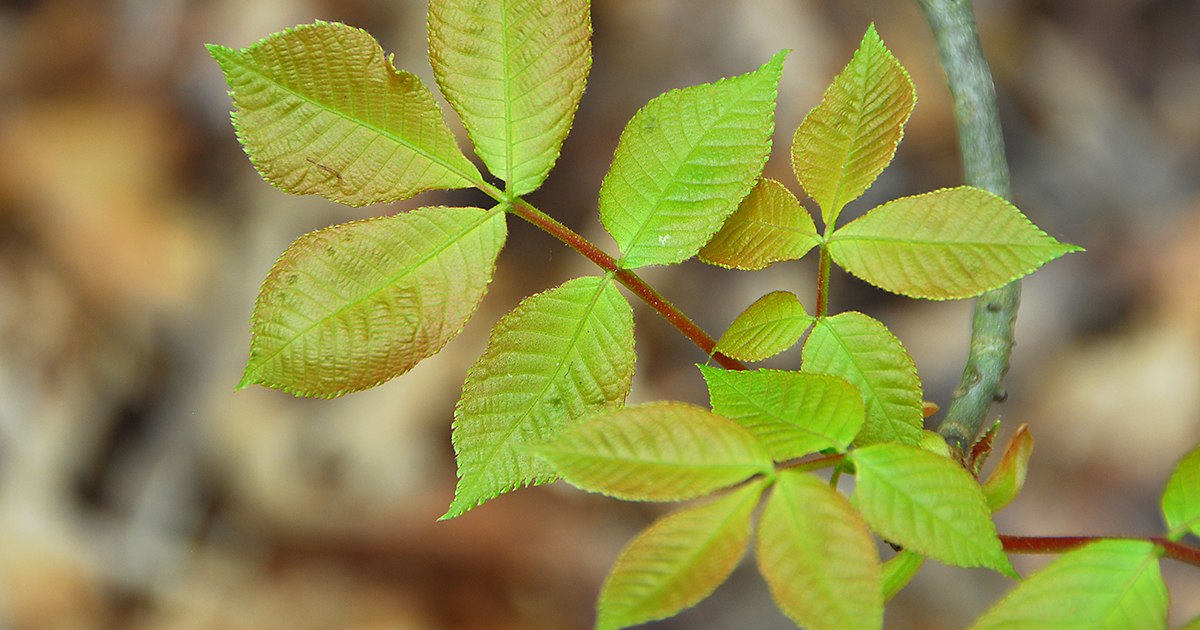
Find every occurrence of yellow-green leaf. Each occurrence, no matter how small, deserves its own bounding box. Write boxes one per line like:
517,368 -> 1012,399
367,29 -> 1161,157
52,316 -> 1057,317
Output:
968,540 -> 1168,630
596,479 -> 767,630
701,366 -> 864,461
791,24 -> 914,230
829,187 -> 1083,300
600,52 -> 786,269
700,178 -> 820,270
757,470 -> 882,630
208,21 -> 480,207
241,206 -> 506,397
716,291 -> 814,362
1162,444 -> 1200,541
529,402 -> 773,502
445,276 -> 634,518
801,312 -> 923,447
853,443 -> 1017,578
428,0 -> 590,196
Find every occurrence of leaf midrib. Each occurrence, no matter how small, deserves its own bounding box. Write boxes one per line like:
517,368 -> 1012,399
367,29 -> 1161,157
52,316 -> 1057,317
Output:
246,206 -> 503,381
220,45 -> 483,188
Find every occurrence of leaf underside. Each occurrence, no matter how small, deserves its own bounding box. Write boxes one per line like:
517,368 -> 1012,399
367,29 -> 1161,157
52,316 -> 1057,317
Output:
716,290 -> 814,362
791,24 -> 914,230
701,366 -> 864,461
758,470 -> 882,630
241,206 -> 506,397
968,540 -> 1168,630
428,0 -> 591,196
600,51 -> 787,269
596,479 -> 766,630
829,187 -> 1082,300
801,312 -> 923,447
1162,444 -> 1200,541
446,276 -> 635,518
208,21 -> 479,207
700,177 -> 819,270
531,402 -> 773,502
853,443 -> 1016,578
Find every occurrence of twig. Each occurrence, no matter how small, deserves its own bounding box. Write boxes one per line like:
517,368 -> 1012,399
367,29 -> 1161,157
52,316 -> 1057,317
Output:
916,0 -> 1020,457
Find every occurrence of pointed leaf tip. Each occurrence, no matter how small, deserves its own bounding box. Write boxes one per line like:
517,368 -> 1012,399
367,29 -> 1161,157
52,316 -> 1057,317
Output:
445,276 -> 635,518
830,187 -> 1081,300
792,24 -> 914,230
600,51 -> 787,269
242,206 -> 506,398
210,21 -> 480,207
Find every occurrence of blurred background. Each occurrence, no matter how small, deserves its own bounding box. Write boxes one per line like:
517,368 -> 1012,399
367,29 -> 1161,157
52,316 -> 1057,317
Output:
2,0 -> 1200,627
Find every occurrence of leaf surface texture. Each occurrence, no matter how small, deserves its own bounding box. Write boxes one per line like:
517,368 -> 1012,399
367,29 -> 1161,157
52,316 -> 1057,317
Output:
530,402 -> 773,501
446,276 -> 634,517
241,206 -> 506,397
596,480 -> 766,630
208,21 -> 479,207
428,0 -> 590,195
600,52 -> 786,268
700,178 -> 819,270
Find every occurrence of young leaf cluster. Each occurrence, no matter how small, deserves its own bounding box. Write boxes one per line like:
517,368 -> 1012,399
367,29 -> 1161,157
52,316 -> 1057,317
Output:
209,4 -> 1200,628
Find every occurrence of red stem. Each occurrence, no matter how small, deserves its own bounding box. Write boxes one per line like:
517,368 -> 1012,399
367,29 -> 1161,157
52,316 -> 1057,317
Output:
816,243 -> 831,317
508,197 -> 747,371
999,535 -> 1200,569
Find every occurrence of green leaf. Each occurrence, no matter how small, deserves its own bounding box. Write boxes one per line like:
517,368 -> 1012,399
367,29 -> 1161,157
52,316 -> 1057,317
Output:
715,291 -> 814,362
428,0 -> 590,196
757,470 -> 882,630
981,424 -> 1034,514
1162,444 -> 1200,541
240,206 -> 506,397
700,366 -> 863,461
852,443 -> 1017,578
596,479 -> 767,630
529,402 -> 773,502
801,312 -> 923,447
791,24 -> 914,230
599,51 -> 787,269
207,21 -> 480,207
881,550 -> 924,602
699,178 -> 820,270
445,276 -> 635,518
829,187 -> 1082,300
968,540 -> 1168,630
1182,614 -> 1200,630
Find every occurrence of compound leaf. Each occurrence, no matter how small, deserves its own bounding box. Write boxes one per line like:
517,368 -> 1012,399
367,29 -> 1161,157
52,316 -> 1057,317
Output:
241,206 -> 506,397
758,470 -> 882,630
208,21 -> 480,207
1162,444 -> 1200,541
829,187 -> 1082,300
600,52 -> 786,269
716,291 -> 814,362
968,540 -> 1168,630
801,312 -> 923,447
596,479 -> 766,630
428,0 -> 590,196
529,402 -> 773,502
701,366 -> 863,461
445,276 -> 634,518
792,24 -> 914,230
700,178 -> 820,270
853,443 -> 1017,578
